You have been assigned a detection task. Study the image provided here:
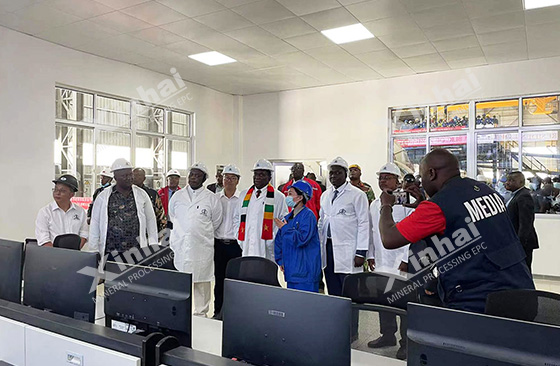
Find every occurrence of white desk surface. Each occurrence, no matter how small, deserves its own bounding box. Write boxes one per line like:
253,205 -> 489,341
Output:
191,315 -> 405,366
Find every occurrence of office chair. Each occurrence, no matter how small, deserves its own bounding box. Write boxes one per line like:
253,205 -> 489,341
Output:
225,256 -> 281,287
485,289 -> 560,326
53,233 -> 81,250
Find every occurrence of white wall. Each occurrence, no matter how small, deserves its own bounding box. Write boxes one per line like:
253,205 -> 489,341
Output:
0,26 -> 238,242
241,56 -> 560,277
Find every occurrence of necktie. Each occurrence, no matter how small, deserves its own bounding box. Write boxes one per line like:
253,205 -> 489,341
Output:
327,190 -> 339,238
332,189 -> 339,204
256,189 -> 261,198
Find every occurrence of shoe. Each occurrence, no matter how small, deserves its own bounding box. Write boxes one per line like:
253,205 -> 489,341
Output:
367,335 -> 397,348
396,345 -> 407,360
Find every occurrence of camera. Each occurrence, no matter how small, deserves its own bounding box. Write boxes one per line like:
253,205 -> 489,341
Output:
393,189 -> 410,205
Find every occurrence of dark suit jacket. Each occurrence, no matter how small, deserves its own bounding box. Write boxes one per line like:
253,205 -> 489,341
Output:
507,187 -> 539,250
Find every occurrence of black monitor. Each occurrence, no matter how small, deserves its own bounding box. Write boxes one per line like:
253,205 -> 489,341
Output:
0,239 -> 24,303
23,245 -> 98,322
408,303 -> 560,365
104,262 -> 192,347
222,279 -> 352,366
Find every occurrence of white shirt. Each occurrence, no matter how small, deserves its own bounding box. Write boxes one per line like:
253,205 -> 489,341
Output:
318,182 -> 370,274
215,190 -> 240,239
368,199 -> 412,276
35,201 -> 88,245
234,186 -> 288,260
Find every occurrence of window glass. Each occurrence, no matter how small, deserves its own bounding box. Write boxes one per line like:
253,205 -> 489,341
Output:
391,107 -> 427,134
476,132 -> 520,187
55,88 -> 93,123
522,96 -> 559,126
54,125 -> 94,197
393,137 -> 427,175
136,135 -> 165,190
430,135 -> 468,173
475,99 -> 519,129
135,104 -> 164,133
96,96 -> 130,128
429,103 -> 469,131
96,130 -> 131,167
168,111 -> 190,137
168,139 -> 189,187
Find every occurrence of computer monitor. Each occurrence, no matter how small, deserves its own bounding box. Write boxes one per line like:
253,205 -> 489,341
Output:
135,245 -> 176,271
407,303 -> 560,366
222,279 -> 352,366
104,262 -> 192,347
0,239 -> 24,303
23,245 -> 98,322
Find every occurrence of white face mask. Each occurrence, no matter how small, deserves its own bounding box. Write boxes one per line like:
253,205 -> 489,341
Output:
554,183 -> 560,190
530,183 -> 539,191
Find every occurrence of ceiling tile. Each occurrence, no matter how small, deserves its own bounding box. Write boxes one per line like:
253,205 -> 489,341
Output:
440,46 -> 485,61
165,39 -> 211,55
215,0 -> 261,8
356,49 -> 400,67
240,54 -> 278,68
99,33 -> 157,54
94,0 -> 149,10
401,0 -> 460,13
76,42 -> 144,64
91,11 -> 152,33
37,26 -> 97,48
131,27 -> 185,45
284,32 -> 332,50
476,27 -> 526,46
363,15 -> 421,36
462,0 -> 523,19
304,45 -> 376,80
301,7 -> 358,31
411,3 -> 469,28
194,9 -> 253,32
336,62 -> 383,81
275,0 -> 340,16
432,35 -> 480,52
471,11 -> 525,34
402,53 -> 450,73
227,26 -> 297,55
260,17 -> 316,39
346,0 -> 408,23
58,20 -> 121,41
218,43 -> 266,62
14,3 -> 81,27
527,22 -> 560,59
0,13 -> 56,35
155,0 -> 226,17
136,58 -> 174,75
377,30 -> 428,48
423,21 -> 475,41
392,42 -> 437,59
446,56 -> 487,69
231,0 -> 294,24
46,0 -> 114,18
372,59 -> 415,77
337,0 -> 368,5
161,18 -> 215,39
0,0 -> 42,13
482,41 -> 528,63
339,37 -> 388,54
524,6 -> 560,25
121,2 -> 186,26
273,51 -> 321,66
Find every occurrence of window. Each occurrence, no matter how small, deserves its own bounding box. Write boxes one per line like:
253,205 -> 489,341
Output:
54,87 -> 193,197
390,93 -> 560,215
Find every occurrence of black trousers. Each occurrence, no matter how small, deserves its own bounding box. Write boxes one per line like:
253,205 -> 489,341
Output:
379,312 -> 407,346
324,239 -> 360,338
214,238 -> 242,315
524,247 -> 533,272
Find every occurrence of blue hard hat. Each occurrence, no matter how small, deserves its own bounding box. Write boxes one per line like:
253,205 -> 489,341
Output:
288,180 -> 313,201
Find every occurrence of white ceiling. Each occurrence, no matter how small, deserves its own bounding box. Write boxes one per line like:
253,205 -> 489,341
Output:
1,0 -> 560,95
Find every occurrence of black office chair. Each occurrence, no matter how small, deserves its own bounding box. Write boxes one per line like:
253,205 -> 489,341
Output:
53,233 -> 81,250
225,256 -> 281,287
485,289 -> 560,326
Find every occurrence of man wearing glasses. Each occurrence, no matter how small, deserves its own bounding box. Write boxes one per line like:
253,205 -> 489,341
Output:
35,174 -> 88,248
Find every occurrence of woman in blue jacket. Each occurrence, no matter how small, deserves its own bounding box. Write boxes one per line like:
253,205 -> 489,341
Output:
274,180 -> 322,292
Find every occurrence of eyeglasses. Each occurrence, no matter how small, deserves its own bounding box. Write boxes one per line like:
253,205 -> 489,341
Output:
224,175 -> 238,181
52,188 -> 71,194
378,176 -> 397,181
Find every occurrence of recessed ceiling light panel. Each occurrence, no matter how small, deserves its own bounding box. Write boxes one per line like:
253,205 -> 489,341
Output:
188,51 -> 236,66
321,23 -> 374,45
524,0 -> 560,10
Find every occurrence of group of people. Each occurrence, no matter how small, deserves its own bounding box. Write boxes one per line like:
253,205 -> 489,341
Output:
36,148 -> 538,361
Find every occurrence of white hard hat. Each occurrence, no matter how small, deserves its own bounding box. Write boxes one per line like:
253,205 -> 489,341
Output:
189,162 -> 208,177
166,169 -> 181,178
110,158 -> 132,172
251,158 -> 274,172
327,156 -> 349,172
376,162 -> 401,179
223,164 -> 241,177
100,168 -> 113,179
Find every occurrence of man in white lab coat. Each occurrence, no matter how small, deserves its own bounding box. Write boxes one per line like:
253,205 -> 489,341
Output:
367,162 -> 412,359
89,158 -> 158,262
318,157 -> 370,296
235,159 -> 288,261
169,162 -> 222,317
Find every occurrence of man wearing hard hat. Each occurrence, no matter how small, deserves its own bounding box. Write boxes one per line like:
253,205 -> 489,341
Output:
87,168 -> 113,224
234,159 -> 288,260
169,162 -> 223,317
89,158 -> 158,261
367,162 -> 412,359
213,164 -> 242,320
158,169 -> 182,217
35,174 -> 88,248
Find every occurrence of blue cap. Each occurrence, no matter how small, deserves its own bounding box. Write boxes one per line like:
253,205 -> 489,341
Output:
288,180 -> 313,201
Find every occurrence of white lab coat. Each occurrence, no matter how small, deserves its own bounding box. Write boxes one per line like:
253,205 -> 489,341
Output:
318,182 -> 369,274
169,186 -> 222,282
89,185 -> 158,255
233,186 -> 288,260
368,199 -> 412,276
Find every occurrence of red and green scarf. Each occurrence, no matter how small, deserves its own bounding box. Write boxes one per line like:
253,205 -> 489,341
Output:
238,184 -> 275,241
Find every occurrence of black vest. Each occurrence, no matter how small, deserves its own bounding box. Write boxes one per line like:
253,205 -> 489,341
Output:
420,177 -> 534,312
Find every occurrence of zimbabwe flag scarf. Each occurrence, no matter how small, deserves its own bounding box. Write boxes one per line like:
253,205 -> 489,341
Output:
238,184 -> 275,241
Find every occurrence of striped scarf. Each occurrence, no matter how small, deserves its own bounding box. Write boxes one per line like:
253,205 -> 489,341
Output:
238,184 -> 275,241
